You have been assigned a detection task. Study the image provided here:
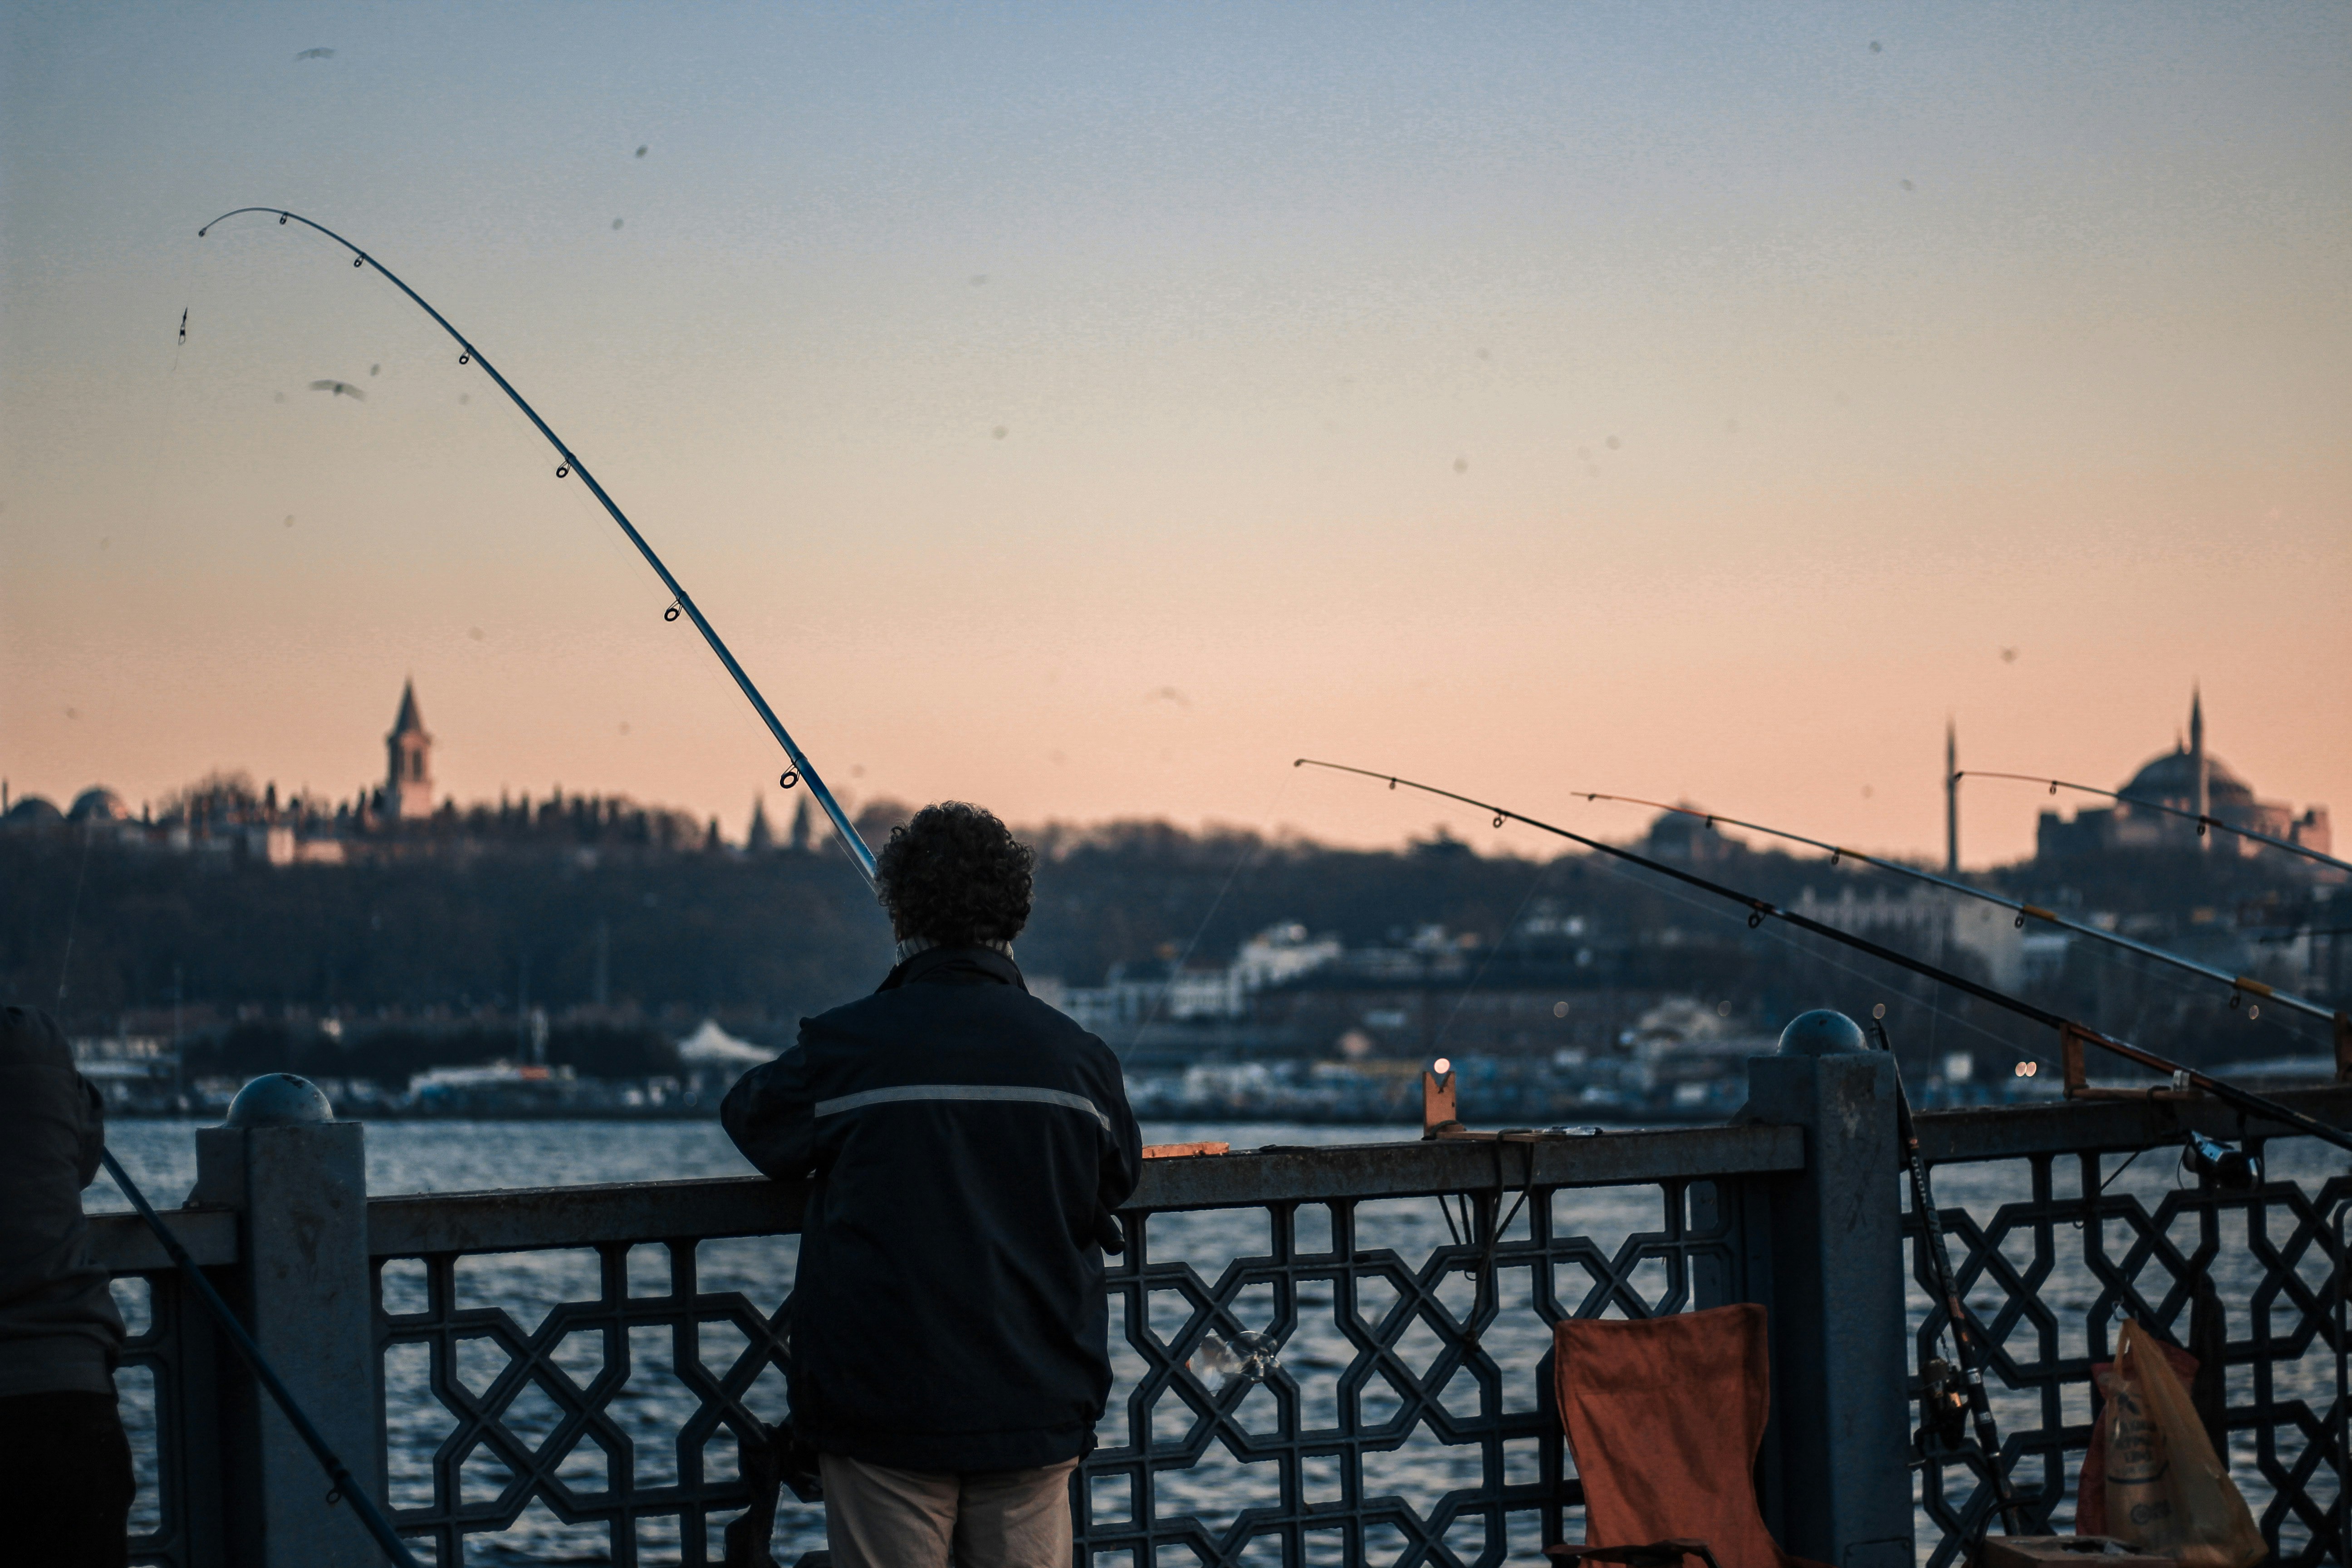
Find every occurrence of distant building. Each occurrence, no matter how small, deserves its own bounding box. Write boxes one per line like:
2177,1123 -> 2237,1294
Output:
2037,689 -> 2331,862
1791,885 -> 2027,992
1645,805 -> 1743,867
385,680 -> 436,820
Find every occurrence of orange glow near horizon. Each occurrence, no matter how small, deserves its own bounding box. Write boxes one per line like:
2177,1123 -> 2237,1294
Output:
5,7 -> 2346,870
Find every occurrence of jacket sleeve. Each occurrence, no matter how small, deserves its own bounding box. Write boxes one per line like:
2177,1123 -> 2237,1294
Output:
76,1075 -> 106,1190
1095,1050 -> 1144,1215
720,1035 -> 819,1182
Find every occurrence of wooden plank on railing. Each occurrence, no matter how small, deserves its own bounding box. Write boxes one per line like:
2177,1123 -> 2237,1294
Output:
363,1125 -> 1805,1254
368,1174 -> 809,1256
1914,1083 -> 2352,1163
1134,1124 -> 1804,1209
88,1207 -> 240,1272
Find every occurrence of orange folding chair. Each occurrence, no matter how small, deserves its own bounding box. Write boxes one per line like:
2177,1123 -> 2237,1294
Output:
1548,1303 -> 1823,1568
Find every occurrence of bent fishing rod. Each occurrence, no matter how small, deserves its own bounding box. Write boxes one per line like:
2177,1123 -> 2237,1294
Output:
1872,1017 -> 2028,1536
1563,788 -> 2347,1037
1294,760 -> 2352,1155
195,208 -> 875,885
1956,770 -> 2352,877
99,1147 -> 420,1567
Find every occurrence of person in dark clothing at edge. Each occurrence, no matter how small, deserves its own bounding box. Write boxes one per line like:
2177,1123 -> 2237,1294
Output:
723,802 -> 1143,1568
0,1005 -> 135,1567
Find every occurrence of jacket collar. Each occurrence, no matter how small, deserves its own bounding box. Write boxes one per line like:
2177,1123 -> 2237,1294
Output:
893,934 -> 1014,965
878,943 -> 1028,994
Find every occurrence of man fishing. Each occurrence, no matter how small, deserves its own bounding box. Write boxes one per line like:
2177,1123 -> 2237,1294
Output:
0,1005 -> 133,1566
723,802 -> 1142,1568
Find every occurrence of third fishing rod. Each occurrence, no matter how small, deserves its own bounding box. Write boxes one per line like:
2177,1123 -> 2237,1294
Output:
1293,759 -> 2352,1156
1956,770 -> 2352,877
1560,789 -> 2349,1044
1872,1010 -> 2029,1536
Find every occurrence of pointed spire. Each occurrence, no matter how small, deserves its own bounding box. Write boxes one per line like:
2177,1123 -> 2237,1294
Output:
2190,682 -> 2210,850
391,677 -> 426,736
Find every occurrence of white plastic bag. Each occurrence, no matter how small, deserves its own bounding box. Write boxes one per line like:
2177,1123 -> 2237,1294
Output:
2095,1321 -> 2264,1568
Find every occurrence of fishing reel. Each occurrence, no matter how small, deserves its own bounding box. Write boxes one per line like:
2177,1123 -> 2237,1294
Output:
2181,1130 -> 2261,1191
1914,1355 -> 1969,1458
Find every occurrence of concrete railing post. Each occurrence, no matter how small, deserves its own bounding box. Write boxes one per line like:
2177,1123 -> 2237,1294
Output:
1743,1014 -> 1913,1568
190,1074 -> 383,1568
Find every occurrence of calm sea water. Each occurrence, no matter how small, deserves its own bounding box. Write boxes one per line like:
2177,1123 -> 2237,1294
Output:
91,1119 -> 2349,1565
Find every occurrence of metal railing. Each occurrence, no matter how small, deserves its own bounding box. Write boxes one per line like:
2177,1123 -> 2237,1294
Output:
1906,1086 -> 2352,1568
88,1064 -> 2349,1567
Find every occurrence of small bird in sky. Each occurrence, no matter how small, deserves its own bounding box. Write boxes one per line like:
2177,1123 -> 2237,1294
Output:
1144,686 -> 1190,708
295,47 -> 334,60
308,379 -> 365,400
2000,647 -> 2019,663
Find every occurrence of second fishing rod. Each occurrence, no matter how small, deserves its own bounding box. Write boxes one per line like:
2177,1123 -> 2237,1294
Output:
1294,760 -> 2352,1156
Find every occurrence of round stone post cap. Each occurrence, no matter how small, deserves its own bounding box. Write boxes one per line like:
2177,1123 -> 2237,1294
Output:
225,1073 -> 335,1127
1776,1009 -> 1867,1056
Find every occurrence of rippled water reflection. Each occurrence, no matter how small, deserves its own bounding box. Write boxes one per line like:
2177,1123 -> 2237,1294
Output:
93,1119 -> 2347,1565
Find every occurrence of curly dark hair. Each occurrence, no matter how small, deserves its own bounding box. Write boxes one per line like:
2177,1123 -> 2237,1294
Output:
874,802 -> 1037,948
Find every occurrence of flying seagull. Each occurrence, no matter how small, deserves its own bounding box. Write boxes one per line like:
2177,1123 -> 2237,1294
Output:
309,379 -> 365,400
296,47 -> 334,60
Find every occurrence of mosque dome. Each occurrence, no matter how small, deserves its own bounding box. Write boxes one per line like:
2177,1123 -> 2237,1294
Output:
3,795 -> 64,829
2120,746 -> 2255,808
69,787 -> 129,823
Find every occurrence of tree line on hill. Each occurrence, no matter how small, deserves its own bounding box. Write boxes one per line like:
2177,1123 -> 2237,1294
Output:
1,810 -> 2330,1074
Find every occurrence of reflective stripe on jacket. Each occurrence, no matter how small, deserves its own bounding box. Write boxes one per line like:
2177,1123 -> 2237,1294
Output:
721,945 -> 1143,1474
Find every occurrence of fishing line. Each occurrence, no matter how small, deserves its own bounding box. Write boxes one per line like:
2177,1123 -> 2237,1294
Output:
54,821 -> 96,1011
1430,849 -> 1555,1060
1121,768 -> 1295,1058
192,207 -> 873,884
1578,837 -> 2056,1073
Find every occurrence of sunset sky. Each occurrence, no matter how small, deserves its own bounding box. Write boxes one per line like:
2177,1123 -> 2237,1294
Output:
5,2 -> 2346,867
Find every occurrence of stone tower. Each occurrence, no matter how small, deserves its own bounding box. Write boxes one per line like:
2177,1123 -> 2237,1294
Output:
385,679 -> 435,820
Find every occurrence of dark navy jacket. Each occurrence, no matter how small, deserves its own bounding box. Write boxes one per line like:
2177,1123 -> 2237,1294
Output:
720,946 -> 1142,1474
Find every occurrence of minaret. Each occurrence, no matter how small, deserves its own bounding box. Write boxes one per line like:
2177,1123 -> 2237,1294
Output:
1944,718 -> 1960,875
2189,684 -> 2209,852
789,796 -> 813,854
385,679 -> 436,820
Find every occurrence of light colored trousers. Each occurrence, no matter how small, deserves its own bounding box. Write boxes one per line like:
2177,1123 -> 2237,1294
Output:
820,1452 -> 1080,1568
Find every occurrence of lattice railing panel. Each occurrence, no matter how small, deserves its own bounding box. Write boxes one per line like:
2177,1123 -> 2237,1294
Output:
1907,1143 -> 2351,1568
371,1182 -> 1740,1566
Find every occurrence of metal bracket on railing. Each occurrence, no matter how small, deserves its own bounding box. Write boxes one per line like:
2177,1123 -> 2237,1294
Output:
2060,1022 -> 2200,1102
1422,1063 -> 1461,1139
